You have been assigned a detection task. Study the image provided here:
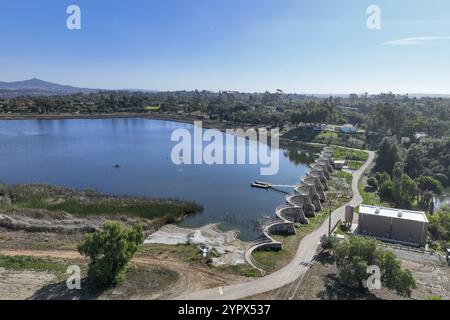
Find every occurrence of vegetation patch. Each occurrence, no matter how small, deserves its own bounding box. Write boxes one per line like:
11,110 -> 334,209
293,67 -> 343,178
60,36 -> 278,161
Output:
320,235 -> 416,297
145,106 -> 161,111
282,128 -> 365,149
78,222 -> 143,287
139,243 -> 202,264
332,147 -> 368,162
0,254 -> 85,281
4,183 -> 202,221
217,264 -> 261,278
251,249 -> 289,273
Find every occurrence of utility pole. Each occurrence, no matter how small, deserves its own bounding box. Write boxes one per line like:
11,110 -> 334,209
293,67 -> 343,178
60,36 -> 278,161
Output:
327,189 -> 341,237
328,198 -> 332,236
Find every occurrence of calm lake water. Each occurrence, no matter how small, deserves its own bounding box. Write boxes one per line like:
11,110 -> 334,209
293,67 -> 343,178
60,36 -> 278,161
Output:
0,118 -> 315,240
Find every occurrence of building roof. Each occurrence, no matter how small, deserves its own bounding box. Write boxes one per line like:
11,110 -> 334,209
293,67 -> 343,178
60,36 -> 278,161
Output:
359,204 -> 428,223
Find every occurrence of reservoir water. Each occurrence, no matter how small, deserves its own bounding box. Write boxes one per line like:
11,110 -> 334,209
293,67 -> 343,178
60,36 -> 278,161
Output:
0,118 -> 315,240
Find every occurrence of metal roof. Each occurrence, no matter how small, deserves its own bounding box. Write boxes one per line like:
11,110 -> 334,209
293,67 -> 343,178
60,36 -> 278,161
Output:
359,204 -> 428,223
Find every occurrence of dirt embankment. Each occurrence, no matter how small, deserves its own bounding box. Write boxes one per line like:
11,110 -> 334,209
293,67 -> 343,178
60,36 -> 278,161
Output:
0,208 -> 157,236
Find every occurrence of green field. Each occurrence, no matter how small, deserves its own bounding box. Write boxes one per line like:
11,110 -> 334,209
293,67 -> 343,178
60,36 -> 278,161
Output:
282,128 -> 365,149
145,106 -> 161,111
332,147 -> 368,162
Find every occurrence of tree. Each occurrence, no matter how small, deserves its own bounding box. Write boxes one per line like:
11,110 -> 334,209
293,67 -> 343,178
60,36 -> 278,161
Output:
405,145 -> 424,179
379,251 -> 416,297
393,174 -> 417,208
78,221 -> 144,287
379,175 -> 394,201
428,206 -> 450,241
416,176 -> 443,209
416,176 -> 443,196
329,236 -> 416,297
320,235 -> 338,251
367,177 -> 379,191
375,137 -> 401,176
392,162 -> 404,185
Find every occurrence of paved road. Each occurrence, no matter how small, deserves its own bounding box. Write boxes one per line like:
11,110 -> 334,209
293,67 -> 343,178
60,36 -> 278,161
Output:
179,150 -> 375,300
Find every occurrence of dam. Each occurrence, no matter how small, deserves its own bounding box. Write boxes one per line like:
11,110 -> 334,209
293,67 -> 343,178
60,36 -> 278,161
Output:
245,147 -> 335,272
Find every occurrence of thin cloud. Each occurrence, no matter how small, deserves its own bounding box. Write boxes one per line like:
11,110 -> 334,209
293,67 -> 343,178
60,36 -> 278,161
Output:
384,36 -> 450,46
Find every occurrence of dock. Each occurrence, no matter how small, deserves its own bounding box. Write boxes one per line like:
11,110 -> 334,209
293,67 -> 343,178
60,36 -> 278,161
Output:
251,181 -> 295,191
251,181 -> 271,189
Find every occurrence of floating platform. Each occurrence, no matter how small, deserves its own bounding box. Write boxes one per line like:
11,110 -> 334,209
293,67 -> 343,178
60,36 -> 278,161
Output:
251,181 -> 271,189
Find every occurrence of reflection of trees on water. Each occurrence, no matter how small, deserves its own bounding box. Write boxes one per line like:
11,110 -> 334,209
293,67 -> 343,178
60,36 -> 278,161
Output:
284,147 -> 316,165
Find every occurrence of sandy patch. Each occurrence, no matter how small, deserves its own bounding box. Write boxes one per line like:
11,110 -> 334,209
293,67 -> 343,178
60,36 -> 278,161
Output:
144,224 -> 247,266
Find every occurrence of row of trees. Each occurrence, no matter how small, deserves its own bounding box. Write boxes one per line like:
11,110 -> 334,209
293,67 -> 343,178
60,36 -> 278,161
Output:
372,137 -> 445,210
2,91 -> 449,138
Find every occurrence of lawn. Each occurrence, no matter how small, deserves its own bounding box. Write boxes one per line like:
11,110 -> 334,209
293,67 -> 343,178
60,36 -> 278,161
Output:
332,147 -> 369,162
282,128 -> 366,149
145,106 -> 161,111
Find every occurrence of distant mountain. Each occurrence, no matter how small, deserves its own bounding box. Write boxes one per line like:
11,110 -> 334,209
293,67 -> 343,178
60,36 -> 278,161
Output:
0,78 -> 99,97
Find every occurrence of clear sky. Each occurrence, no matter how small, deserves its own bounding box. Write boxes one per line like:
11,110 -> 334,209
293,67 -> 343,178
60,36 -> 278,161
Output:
1,0 -> 449,94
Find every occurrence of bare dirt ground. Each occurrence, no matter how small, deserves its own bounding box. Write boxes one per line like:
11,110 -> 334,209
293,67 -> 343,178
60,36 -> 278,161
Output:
0,205 -> 248,300
0,268 -> 56,300
0,245 -> 246,300
144,224 -> 247,266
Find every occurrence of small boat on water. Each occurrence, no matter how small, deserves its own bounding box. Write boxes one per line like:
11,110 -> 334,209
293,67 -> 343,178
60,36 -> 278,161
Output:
251,181 -> 271,189
113,164 -> 121,168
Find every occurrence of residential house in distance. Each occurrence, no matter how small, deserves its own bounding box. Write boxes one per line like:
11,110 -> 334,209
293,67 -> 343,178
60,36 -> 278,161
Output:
339,124 -> 357,134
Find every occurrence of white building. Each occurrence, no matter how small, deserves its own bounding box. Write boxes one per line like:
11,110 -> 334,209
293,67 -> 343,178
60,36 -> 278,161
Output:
358,204 -> 428,247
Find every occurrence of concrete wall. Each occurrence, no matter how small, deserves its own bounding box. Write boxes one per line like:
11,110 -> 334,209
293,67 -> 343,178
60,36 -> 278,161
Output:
391,219 -> 428,247
359,213 -> 391,239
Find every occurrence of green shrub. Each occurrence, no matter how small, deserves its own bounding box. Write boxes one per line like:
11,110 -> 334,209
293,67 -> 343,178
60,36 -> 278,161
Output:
78,221 -> 144,287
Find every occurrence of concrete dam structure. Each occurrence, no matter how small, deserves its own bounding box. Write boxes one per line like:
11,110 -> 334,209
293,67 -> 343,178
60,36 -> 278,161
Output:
245,147 -> 334,272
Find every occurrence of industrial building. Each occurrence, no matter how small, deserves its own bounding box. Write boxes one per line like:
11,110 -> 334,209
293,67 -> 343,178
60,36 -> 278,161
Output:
358,204 -> 428,247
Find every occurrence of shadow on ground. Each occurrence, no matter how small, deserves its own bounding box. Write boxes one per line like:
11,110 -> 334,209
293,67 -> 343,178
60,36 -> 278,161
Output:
317,274 -> 379,300
28,278 -> 106,300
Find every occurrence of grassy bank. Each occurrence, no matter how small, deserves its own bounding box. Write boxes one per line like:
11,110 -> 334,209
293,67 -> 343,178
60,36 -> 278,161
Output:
3,183 -> 202,221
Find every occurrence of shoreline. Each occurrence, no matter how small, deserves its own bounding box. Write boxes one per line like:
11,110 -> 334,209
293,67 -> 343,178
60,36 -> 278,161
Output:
0,112 -> 326,151
0,112 -> 232,130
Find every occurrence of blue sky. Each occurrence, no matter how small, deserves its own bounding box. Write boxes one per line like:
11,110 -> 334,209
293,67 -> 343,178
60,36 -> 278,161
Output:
1,0 -> 449,94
